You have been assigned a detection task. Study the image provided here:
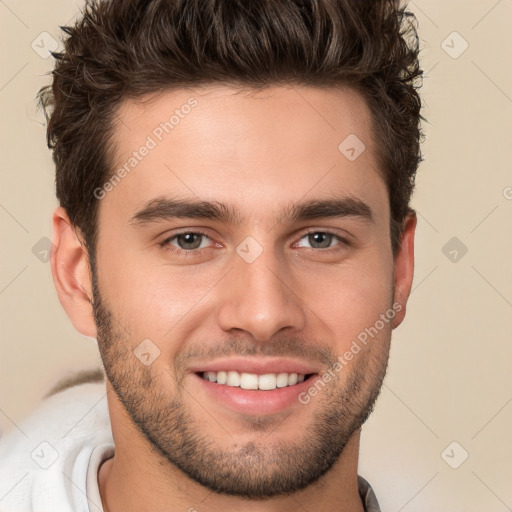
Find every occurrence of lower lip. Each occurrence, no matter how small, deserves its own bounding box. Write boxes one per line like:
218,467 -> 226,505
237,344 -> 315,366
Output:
191,373 -> 319,415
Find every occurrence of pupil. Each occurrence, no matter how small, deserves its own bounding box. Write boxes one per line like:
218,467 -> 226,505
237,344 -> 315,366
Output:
180,233 -> 201,249
310,232 -> 331,249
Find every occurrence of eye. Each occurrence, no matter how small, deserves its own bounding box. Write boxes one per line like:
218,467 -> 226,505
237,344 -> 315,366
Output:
295,230 -> 349,251
159,231 -> 213,254
158,229 -> 350,257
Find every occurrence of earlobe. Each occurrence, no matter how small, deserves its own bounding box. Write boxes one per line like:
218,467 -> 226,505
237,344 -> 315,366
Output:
50,206 -> 97,338
391,212 -> 417,329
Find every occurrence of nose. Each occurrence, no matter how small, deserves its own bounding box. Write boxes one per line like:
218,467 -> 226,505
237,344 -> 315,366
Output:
216,243 -> 306,342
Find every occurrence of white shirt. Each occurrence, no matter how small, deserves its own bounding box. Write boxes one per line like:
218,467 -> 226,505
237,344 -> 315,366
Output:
0,381 -> 113,512
0,380 -> 381,512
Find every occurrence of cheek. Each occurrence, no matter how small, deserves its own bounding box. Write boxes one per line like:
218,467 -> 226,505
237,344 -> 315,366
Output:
98,249 -> 220,345
299,251 -> 394,346
96,226 -> 394,355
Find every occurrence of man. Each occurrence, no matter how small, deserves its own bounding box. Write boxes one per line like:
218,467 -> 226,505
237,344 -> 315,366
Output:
0,0 -> 423,510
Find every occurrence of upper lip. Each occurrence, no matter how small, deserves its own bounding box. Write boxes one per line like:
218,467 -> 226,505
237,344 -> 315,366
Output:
189,357 -> 320,376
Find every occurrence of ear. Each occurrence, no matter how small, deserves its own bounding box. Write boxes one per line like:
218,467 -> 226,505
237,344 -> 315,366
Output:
391,212 -> 417,329
50,206 -> 97,338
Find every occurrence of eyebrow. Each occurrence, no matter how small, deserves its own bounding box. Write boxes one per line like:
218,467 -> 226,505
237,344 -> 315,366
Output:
129,195 -> 374,227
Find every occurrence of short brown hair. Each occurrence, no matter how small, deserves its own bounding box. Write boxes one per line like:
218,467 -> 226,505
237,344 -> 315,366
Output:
39,0 -> 423,264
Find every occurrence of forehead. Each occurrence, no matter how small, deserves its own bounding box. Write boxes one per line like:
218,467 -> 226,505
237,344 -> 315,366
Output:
102,84 -> 386,226
112,84 -> 377,160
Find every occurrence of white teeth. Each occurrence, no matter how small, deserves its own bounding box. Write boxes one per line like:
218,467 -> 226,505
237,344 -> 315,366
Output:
258,373 -> 277,390
226,371 -> 240,386
201,370 -> 308,390
240,373 -> 259,390
276,373 -> 289,388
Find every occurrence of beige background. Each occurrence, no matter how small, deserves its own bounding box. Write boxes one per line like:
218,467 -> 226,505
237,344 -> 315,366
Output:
1,1 -> 511,510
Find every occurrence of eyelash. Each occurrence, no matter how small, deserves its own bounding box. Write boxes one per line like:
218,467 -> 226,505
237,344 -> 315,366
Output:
158,229 -> 351,257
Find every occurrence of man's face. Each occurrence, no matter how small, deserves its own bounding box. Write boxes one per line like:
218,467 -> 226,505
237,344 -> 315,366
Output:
91,85 -> 399,498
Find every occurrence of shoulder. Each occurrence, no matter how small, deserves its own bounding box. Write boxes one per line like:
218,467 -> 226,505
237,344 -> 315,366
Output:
44,367 -> 105,398
358,474 -> 382,512
0,372 -> 113,512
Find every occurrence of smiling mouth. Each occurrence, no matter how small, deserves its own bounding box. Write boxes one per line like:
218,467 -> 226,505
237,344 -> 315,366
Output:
197,370 -> 316,391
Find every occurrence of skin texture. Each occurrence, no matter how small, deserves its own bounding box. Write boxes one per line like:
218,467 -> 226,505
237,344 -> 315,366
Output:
51,85 -> 416,512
